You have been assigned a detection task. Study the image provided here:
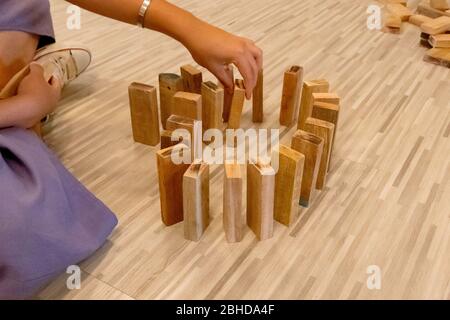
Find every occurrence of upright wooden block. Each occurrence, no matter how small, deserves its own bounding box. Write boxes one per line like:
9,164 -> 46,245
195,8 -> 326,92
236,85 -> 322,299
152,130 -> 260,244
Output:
291,130 -> 324,207
228,79 -> 246,129
430,0 -> 450,11
180,64 -> 202,94
273,145 -> 305,226
297,79 -> 329,130
424,47 -> 450,67
247,161 -> 275,241
429,34 -> 450,47
312,101 -> 340,170
157,146 -> 191,226
128,82 -> 160,146
221,65 -> 234,122
252,69 -> 264,123
172,92 -> 202,120
421,16 -> 450,34
201,81 -> 224,131
159,73 -> 183,130
279,66 -> 303,126
312,92 -> 340,105
409,14 -> 434,26
160,129 -> 182,149
223,164 -> 243,243
304,118 -> 335,190
386,3 -> 413,21
183,163 -> 210,242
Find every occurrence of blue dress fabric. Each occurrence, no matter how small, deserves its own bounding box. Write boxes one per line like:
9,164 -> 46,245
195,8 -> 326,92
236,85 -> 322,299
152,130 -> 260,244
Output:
0,128 -> 118,299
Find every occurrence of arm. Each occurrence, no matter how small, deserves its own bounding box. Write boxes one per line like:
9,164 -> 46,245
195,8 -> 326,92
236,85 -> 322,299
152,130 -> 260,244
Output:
0,64 -> 60,129
66,0 -> 262,98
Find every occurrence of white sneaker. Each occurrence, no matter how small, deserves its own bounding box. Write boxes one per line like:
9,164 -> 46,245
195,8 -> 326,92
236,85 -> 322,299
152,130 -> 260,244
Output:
33,44 -> 92,87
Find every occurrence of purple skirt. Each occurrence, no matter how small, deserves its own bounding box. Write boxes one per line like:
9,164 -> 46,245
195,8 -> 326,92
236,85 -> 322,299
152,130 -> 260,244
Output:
0,127 -> 117,299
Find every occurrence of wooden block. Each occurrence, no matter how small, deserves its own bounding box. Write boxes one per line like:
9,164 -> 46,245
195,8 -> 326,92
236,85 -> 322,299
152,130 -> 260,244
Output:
273,145 -> 305,226
201,81 -> 224,131
297,79 -> 329,130
424,47 -> 450,67
160,129 -> 182,149
279,66 -> 303,126
386,3 -> 413,21
409,14 -> 434,26
159,73 -> 183,130
312,92 -> 340,105
304,118 -> 335,190
228,79 -> 246,129
429,33 -> 450,47
421,16 -> 450,34
252,69 -> 264,123
417,3 -> 450,18
172,92 -> 202,120
223,164 -> 243,243
430,0 -> 450,11
384,12 -> 402,30
157,146 -> 191,226
128,82 -> 160,146
291,130 -> 324,207
312,101 -> 340,171
183,163 -> 210,242
220,65 -> 234,122
180,64 -> 202,94
247,161 -> 275,240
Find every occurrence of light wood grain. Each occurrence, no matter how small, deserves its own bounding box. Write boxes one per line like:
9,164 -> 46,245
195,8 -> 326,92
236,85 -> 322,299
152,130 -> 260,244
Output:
172,91 -> 202,120
387,3 -> 413,21
408,14 -> 434,26
128,82 -> 160,146
312,92 -> 340,105
417,2 -> 450,17
297,80 -> 329,130
180,64 -> 203,94
421,16 -> 450,34
273,145 -> 304,226
159,73 -> 184,130
223,164 -> 243,243
201,81 -> 224,131
247,161 -> 275,240
183,163 -> 210,241
252,69 -> 264,123
429,34 -> 450,47
279,66 -> 303,126
227,79 -> 246,129
430,0 -> 449,11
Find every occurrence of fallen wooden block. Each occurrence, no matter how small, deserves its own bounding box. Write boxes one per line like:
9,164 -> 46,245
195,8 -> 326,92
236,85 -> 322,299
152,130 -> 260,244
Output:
279,65 -> 303,126
180,64 -> 202,94
297,79 -> 329,130
183,162 -> 210,241
386,3 -> 413,21
223,164 -> 243,243
430,0 -> 450,11
424,47 -> 450,67
384,12 -> 402,32
128,82 -> 160,146
421,16 -> 450,34
429,33 -> 450,47
159,73 -> 183,130
304,118 -> 335,190
417,2 -> 450,18
409,14 -> 434,26
228,79 -> 246,129
172,92 -> 202,120
291,130 -> 324,208
273,145 -> 305,226
252,69 -> 264,123
160,129 -> 182,149
312,92 -> 340,105
220,65 -> 234,122
312,101 -> 340,171
201,81 -> 224,132
420,32 -> 433,48
247,161 -> 275,240
157,146 -> 191,226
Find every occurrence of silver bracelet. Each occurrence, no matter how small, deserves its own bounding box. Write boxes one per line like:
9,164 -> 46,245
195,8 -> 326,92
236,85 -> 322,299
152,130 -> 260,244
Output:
137,0 -> 152,28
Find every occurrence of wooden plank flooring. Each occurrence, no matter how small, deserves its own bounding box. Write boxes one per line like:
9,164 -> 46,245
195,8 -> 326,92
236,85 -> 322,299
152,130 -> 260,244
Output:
37,0 -> 450,299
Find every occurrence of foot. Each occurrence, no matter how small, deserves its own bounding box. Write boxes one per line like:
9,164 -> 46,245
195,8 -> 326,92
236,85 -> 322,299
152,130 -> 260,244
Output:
33,44 -> 92,88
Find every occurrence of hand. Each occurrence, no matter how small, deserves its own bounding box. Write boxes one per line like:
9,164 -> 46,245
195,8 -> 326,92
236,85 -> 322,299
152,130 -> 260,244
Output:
17,63 -> 61,123
183,21 -> 262,99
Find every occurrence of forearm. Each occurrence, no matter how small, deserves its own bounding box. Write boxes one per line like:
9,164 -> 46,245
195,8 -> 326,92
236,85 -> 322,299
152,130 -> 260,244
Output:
0,97 -> 40,129
66,0 -> 201,44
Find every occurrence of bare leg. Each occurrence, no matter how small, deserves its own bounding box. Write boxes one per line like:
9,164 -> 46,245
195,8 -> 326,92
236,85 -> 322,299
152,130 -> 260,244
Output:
0,31 -> 39,91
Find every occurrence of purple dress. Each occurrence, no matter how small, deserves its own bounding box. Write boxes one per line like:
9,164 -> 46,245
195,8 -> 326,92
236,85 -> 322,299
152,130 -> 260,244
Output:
0,1 -> 118,299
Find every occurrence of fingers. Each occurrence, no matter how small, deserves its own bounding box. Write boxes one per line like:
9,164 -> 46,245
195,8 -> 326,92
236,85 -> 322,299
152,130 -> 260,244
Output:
28,62 -> 45,77
235,54 -> 256,99
212,64 -> 234,93
246,40 -> 263,70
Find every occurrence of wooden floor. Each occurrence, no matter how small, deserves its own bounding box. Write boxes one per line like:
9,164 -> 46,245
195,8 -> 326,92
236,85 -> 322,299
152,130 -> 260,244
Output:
38,0 -> 450,299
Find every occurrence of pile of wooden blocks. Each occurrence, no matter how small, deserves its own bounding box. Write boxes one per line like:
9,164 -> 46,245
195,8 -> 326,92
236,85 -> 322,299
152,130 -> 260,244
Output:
383,0 -> 450,67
